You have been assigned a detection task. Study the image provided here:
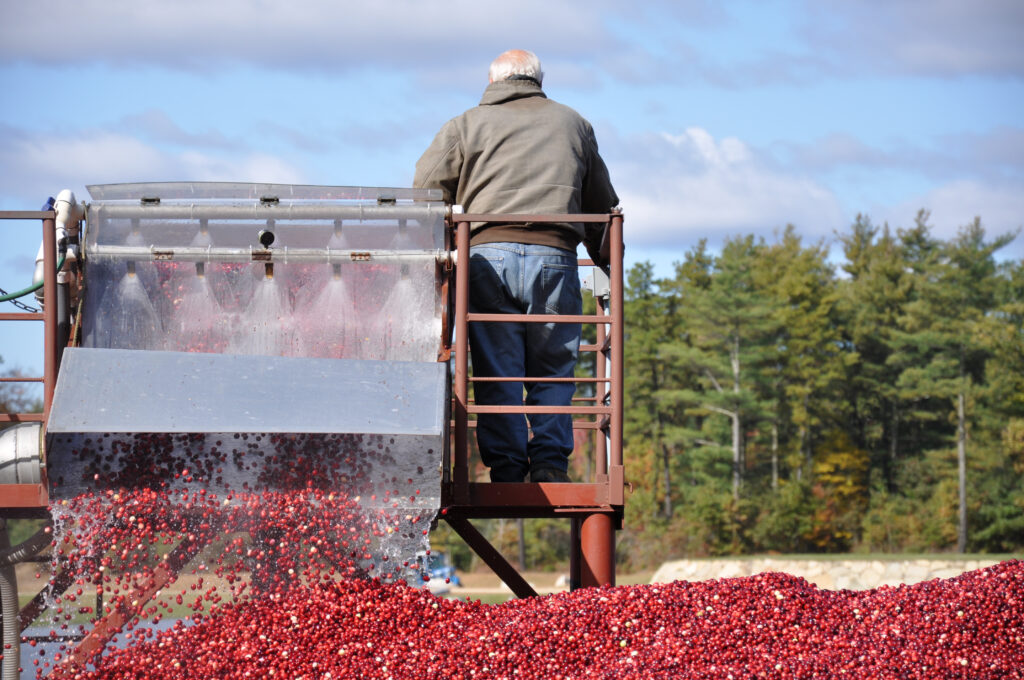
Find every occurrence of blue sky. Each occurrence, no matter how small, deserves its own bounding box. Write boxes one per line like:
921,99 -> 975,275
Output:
1,0 -> 1022,376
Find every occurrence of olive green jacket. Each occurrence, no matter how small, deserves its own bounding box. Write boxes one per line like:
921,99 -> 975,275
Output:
414,79 -> 618,257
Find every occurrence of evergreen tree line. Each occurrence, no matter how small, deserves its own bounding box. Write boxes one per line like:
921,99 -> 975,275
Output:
616,211 -> 1024,568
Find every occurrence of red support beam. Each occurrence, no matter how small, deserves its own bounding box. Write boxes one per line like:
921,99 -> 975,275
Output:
42,215 -> 58,421
64,534 -> 207,667
452,217 -> 471,504
0,413 -> 45,423
0,482 -> 49,508
580,512 -> 615,588
0,312 -> 44,321
0,211 -> 54,220
594,300 -> 609,479
454,213 -> 610,224
608,211 -> 624,470
463,481 -> 612,511
469,404 -> 610,415
445,516 -> 537,599
467,312 -> 612,324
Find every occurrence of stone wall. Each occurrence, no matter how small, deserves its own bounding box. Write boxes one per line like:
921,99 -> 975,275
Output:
650,557 -> 1009,591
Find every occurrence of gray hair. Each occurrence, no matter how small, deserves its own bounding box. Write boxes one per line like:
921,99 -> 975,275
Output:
488,49 -> 544,85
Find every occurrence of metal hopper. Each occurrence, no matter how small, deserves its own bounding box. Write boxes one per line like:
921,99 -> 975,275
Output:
45,182 -> 450,502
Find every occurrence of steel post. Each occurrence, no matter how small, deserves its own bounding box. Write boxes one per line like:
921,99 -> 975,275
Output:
580,512 -> 615,588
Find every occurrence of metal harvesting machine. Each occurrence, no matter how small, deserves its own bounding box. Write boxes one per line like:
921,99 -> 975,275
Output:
0,183 -> 625,677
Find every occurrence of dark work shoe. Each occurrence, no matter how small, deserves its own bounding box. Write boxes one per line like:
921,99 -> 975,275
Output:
529,468 -> 572,483
490,467 -> 526,483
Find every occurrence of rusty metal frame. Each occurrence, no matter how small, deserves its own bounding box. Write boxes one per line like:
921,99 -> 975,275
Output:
442,210 -> 625,594
0,210 -> 56,509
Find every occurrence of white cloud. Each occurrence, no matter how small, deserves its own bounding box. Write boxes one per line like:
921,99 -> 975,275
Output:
611,128 -> 845,249
0,127 -> 306,202
120,110 -> 239,150
630,0 -> 1024,86
801,0 -> 1024,78
779,127 -> 1024,189
0,0 -> 621,76
4,1 -> 1020,87
175,150 -> 306,185
5,2 -> 1019,102
879,180 -> 1024,258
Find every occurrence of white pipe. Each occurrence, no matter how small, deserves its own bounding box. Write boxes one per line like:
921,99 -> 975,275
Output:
32,242 -> 46,301
54,189 -> 84,285
33,190 -> 83,302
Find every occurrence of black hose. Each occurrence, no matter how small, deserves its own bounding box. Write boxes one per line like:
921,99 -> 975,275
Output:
57,281 -> 70,366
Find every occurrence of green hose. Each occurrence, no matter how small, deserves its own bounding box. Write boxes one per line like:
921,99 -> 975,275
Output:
0,253 -> 67,303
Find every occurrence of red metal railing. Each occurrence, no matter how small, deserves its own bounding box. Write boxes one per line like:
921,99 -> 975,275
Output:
443,210 -> 625,592
0,210 -> 58,510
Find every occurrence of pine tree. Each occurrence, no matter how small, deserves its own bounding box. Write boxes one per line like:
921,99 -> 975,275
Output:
754,226 -> 845,483
623,261 -> 679,517
889,215 -> 1014,551
836,215 -> 913,485
668,236 -> 779,501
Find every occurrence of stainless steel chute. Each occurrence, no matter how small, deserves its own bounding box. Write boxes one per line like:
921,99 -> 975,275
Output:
47,183 -> 449,504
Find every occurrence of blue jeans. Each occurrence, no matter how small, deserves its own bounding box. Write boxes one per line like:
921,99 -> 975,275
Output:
468,243 -> 581,482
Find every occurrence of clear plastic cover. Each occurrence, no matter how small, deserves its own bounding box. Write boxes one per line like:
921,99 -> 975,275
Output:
80,184 -> 447,362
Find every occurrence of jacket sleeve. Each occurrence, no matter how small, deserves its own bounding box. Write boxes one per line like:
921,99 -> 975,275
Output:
413,119 -> 463,204
580,127 -> 618,213
580,128 -> 619,268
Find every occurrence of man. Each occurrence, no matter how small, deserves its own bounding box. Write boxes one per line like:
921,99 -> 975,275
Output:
414,49 -> 618,483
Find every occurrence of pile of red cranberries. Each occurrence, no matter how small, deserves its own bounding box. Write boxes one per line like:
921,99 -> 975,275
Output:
19,429 -> 1022,679
34,558 -> 1022,679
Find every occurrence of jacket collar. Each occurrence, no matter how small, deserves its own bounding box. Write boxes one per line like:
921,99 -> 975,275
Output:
479,79 -> 547,106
